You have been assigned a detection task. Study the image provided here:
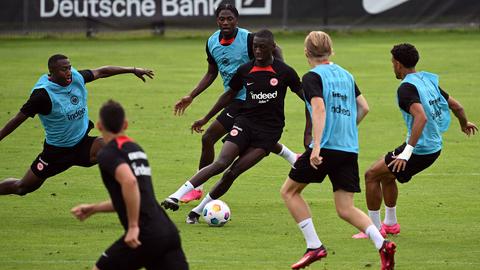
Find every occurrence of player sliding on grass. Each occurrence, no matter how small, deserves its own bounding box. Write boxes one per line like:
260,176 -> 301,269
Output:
0,54 -> 153,196
163,29 -> 305,224
353,43 -> 477,239
172,3 -> 302,203
281,31 -> 396,270
71,100 -> 188,270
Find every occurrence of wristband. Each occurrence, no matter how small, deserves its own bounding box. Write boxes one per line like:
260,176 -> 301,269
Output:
397,144 -> 414,161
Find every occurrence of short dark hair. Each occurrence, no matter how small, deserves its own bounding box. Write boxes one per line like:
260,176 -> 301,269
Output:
215,3 -> 238,18
99,100 -> 125,133
391,43 -> 419,68
254,29 -> 274,42
48,54 -> 68,69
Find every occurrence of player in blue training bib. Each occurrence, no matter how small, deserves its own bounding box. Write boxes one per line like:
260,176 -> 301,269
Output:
281,31 -> 396,270
170,3 -> 303,203
0,54 -> 154,197
358,43 -> 477,238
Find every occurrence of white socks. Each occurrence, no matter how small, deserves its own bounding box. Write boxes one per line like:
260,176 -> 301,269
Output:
298,218 -> 322,249
366,225 -> 385,250
170,181 -> 194,200
368,210 -> 382,230
384,206 -> 397,226
192,193 -> 213,215
277,144 -> 297,166
194,184 -> 204,191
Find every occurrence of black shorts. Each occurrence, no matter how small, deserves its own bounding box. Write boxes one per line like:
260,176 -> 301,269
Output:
216,99 -> 244,131
289,148 -> 361,193
385,143 -> 441,183
30,121 -> 97,179
223,117 -> 281,155
96,233 -> 188,270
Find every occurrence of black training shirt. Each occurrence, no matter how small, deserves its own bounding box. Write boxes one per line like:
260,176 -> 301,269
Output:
206,29 -> 254,65
97,136 -> 176,237
20,70 -> 94,117
229,59 -> 302,132
302,71 -> 361,102
397,82 -> 449,113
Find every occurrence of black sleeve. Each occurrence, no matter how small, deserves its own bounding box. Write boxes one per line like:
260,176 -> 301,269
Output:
354,83 -> 361,97
228,69 -> 244,92
206,41 -> 217,66
397,82 -> 421,113
79,70 -> 94,83
302,72 -> 324,102
97,147 -> 127,177
20,88 -> 52,117
247,33 -> 254,60
287,66 -> 302,93
438,86 -> 449,100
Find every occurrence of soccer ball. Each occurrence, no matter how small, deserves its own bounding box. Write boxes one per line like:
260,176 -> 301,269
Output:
202,200 -> 231,227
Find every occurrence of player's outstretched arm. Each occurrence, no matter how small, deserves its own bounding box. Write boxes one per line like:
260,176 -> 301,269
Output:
0,111 -> 28,142
356,95 -> 370,125
115,163 -> 142,249
447,96 -> 478,136
174,62 -> 219,116
90,66 -> 154,82
70,200 -> 114,221
191,89 -> 236,133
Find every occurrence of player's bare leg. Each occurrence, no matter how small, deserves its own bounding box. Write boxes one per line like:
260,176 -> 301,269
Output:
353,157 -> 391,238
0,169 -> 46,195
89,137 -> 105,163
163,141 -> 239,211
186,147 -> 266,223
281,178 -> 326,269
380,171 -> 400,234
181,120 -> 228,203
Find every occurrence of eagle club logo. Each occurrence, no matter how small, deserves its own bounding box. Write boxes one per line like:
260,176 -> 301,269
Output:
230,129 -> 239,136
70,95 -> 79,105
37,162 -> 44,171
270,78 -> 278,86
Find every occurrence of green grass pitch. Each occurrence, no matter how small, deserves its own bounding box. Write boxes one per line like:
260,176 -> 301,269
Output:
0,30 -> 479,270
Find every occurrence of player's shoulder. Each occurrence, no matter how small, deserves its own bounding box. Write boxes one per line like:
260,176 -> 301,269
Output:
398,82 -> 417,93
273,59 -> 297,74
207,30 -> 221,43
237,60 -> 255,73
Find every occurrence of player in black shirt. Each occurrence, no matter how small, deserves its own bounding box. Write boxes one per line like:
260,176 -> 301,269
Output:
71,100 -> 188,270
0,54 -> 153,197
171,4 -> 302,203
162,30 -> 304,224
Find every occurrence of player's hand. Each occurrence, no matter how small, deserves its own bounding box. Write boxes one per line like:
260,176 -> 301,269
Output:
462,121 -> 478,136
388,157 -> 407,172
124,226 -> 142,249
309,146 -> 322,169
133,67 -> 154,82
71,204 -> 96,221
191,118 -> 208,134
174,95 -> 193,116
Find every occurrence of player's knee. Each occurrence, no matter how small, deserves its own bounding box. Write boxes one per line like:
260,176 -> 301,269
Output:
212,159 -> 230,172
201,132 -> 218,146
222,169 -> 238,183
335,207 -> 352,221
364,169 -> 377,183
280,186 -> 293,201
15,181 -> 33,196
